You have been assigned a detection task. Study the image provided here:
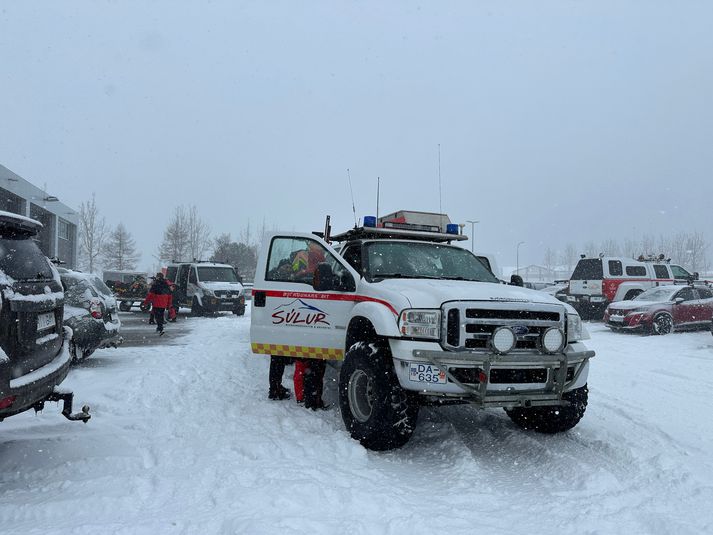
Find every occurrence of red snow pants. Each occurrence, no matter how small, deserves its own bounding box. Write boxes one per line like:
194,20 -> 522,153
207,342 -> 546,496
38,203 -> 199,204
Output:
294,359 -> 306,402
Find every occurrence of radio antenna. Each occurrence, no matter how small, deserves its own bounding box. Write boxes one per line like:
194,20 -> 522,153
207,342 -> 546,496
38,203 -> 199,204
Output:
376,176 -> 380,222
347,168 -> 358,228
438,143 -> 442,214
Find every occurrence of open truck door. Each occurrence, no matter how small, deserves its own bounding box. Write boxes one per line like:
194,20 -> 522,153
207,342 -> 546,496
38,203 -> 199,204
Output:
250,232 -> 359,361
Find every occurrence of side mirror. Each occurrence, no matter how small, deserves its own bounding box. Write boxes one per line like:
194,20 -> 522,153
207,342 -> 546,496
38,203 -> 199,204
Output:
674,297 -> 685,305
313,263 -> 336,291
510,274 -> 524,287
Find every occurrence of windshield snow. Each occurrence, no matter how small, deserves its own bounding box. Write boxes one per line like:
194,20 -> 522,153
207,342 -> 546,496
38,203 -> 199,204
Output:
365,242 -> 499,283
62,278 -> 98,306
0,236 -> 54,281
634,287 -> 678,302
197,266 -> 238,283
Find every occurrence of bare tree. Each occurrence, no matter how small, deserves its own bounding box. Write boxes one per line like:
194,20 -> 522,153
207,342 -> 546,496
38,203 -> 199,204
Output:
559,243 -> 578,274
186,205 -> 212,261
599,239 -> 621,256
685,231 -> 709,273
582,240 -> 599,258
159,206 -> 189,262
641,233 -> 656,256
78,193 -> 107,273
543,247 -> 556,273
103,223 -> 141,270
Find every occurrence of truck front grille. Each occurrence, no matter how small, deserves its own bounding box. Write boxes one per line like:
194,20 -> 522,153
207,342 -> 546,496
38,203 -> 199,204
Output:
449,366 -> 575,384
442,301 -> 566,353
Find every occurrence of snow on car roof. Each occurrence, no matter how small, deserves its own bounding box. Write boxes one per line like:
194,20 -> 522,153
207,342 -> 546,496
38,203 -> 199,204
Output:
0,210 -> 43,231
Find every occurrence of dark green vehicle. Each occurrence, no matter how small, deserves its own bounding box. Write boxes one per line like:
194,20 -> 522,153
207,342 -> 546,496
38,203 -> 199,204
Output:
0,211 -> 89,423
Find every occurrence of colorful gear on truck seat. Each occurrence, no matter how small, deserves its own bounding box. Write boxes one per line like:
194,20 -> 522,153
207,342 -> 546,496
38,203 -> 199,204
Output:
251,342 -> 344,360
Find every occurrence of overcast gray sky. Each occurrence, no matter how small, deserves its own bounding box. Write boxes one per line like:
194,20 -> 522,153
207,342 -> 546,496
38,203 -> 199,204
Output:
2,1 -> 712,271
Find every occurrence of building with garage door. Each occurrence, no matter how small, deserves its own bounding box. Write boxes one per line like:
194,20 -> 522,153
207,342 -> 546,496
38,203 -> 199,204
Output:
1,163 -> 79,268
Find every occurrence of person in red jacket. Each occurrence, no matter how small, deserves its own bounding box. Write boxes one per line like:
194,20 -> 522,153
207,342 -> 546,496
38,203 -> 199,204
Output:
144,272 -> 172,335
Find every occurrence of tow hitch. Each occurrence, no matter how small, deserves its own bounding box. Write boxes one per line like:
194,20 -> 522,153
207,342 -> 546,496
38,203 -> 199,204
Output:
33,389 -> 91,423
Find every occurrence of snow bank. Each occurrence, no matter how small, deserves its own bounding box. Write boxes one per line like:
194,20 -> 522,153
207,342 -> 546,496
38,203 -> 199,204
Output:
0,315 -> 712,534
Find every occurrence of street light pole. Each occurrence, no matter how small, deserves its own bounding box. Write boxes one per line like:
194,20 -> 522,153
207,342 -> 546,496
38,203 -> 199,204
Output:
466,220 -> 479,252
516,241 -> 525,276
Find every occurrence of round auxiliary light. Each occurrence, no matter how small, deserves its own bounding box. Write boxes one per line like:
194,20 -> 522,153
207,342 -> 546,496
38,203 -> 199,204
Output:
491,326 -> 516,354
542,327 -> 565,354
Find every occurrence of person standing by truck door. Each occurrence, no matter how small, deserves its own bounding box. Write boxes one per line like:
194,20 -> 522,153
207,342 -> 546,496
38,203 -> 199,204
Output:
144,272 -> 172,335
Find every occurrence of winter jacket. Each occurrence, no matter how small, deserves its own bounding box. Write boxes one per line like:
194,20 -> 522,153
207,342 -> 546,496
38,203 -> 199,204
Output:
145,278 -> 172,309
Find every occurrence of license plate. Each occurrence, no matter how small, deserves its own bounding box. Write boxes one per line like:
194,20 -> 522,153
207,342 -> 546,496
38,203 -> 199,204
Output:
609,315 -> 624,323
37,312 -> 55,331
409,363 -> 447,384
591,296 -> 604,302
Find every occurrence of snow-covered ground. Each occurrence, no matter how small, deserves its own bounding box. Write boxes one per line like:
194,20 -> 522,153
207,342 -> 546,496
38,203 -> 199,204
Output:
1,310 -> 712,534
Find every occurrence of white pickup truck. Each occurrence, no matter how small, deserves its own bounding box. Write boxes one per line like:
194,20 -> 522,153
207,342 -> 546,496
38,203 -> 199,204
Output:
250,212 -> 594,451
566,256 -> 697,319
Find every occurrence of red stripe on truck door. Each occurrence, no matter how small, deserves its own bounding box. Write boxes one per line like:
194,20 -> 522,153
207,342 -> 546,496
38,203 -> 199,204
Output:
255,289 -> 399,316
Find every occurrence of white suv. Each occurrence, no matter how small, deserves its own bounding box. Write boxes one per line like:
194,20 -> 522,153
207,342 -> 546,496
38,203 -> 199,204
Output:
250,215 -> 594,451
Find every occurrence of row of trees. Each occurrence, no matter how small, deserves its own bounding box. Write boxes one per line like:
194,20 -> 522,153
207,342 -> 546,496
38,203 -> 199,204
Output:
78,194 -> 140,272
156,207 -> 267,279
79,194 -> 266,280
541,231 -> 711,275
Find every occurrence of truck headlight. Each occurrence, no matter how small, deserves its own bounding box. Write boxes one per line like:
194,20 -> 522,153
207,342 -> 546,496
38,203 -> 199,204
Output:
399,309 -> 441,340
567,313 -> 586,342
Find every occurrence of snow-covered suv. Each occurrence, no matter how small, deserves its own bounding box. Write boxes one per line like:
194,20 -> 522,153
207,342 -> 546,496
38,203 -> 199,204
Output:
0,211 -> 90,423
251,212 -> 594,450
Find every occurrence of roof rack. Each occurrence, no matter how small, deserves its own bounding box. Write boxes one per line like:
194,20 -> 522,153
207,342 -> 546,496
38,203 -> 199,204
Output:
636,254 -> 670,263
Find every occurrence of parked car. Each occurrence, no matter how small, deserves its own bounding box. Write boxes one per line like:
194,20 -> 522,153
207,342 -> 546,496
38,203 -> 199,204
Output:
58,268 -> 122,361
604,284 -> 713,335
0,211 -> 89,423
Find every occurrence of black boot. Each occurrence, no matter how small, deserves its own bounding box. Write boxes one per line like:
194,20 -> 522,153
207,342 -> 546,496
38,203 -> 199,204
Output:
268,385 -> 291,400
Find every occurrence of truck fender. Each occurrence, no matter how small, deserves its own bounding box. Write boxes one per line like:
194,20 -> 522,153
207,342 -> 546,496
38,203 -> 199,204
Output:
614,282 -> 647,301
349,301 -> 401,339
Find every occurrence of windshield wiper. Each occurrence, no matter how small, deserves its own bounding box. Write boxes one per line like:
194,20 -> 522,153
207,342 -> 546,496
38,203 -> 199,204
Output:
372,273 -> 442,281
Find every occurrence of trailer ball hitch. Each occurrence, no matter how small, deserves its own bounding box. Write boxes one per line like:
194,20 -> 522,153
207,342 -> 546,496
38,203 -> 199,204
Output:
34,390 -> 91,423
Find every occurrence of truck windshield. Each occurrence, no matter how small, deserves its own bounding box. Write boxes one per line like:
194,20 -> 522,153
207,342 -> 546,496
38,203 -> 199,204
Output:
197,266 -> 238,282
365,242 -> 499,283
0,236 -> 54,281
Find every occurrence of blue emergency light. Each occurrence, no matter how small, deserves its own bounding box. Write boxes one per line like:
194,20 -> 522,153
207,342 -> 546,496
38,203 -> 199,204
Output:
446,224 -> 459,235
364,216 -> 377,228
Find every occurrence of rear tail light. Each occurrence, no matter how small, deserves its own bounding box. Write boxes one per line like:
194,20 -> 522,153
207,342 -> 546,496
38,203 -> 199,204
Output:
0,395 -> 16,409
90,299 -> 103,319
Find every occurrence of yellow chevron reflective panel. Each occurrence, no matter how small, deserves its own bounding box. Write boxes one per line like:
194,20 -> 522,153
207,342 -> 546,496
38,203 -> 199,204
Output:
251,342 -> 344,361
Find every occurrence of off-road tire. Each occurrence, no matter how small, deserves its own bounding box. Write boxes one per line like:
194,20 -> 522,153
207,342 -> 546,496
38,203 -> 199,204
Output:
651,312 -> 673,335
505,385 -> 588,434
339,342 -> 419,451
